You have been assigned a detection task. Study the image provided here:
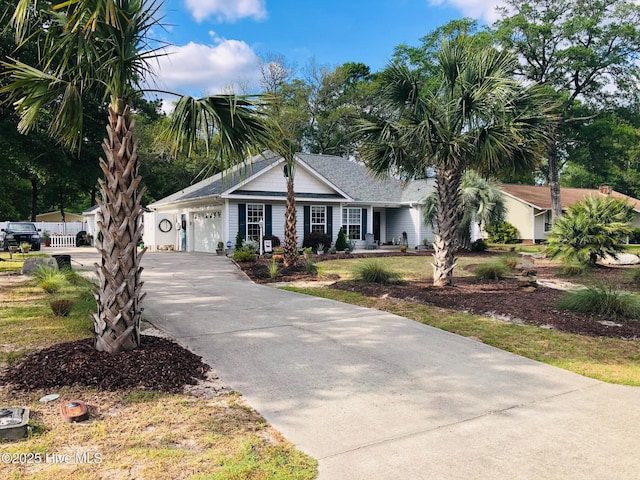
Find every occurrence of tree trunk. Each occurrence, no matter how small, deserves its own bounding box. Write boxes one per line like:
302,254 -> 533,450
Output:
548,142 -> 562,221
432,166 -> 464,286
283,173 -> 297,267
29,176 -> 38,221
93,104 -> 146,353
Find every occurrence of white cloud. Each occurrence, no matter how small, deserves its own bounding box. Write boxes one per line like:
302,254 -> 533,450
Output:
147,36 -> 261,112
184,0 -> 267,23
430,0 -> 505,23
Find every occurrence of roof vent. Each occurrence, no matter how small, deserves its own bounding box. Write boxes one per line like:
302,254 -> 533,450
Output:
599,185 -> 612,195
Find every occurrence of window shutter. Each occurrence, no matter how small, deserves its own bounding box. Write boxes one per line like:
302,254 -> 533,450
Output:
326,206 -> 333,237
362,208 -> 368,236
304,206 -> 310,237
238,204 -> 246,240
265,205 -> 272,236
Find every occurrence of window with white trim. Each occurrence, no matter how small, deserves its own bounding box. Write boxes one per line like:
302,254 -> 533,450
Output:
311,206 -> 326,233
342,208 -> 361,240
247,204 -> 264,241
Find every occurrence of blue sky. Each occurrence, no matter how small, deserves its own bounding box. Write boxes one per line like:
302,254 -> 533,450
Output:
150,0 -> 502,108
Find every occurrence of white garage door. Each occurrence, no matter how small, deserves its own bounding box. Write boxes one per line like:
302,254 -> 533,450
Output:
193,211 -> 222,252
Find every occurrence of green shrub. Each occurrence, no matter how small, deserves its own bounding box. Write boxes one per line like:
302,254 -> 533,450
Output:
232,248 -> 257,262
473,262 -> 508,280
485,222 -> 520,244
354,260 -> 401,284
546,195 -> 633,265
556,285 -> 640,320
303,232 -> 331,253
470,239 -> 488,252
235,230 -> 244,251
335,228 -> 348,251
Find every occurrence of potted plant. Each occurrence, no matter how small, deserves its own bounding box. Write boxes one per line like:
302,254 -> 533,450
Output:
43,230 -> 51,247
316,243 -> 325,255
20,243 -> 30,254
216,241 -> 224,255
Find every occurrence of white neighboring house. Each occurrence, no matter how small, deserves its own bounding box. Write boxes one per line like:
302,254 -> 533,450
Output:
500,184 -> 640,243
144,151 -> 435,253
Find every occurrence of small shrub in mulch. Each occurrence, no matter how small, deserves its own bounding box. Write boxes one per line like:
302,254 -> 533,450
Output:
1,335 -> 210,393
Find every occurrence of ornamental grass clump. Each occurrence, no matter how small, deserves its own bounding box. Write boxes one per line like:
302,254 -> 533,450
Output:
50,298 -> 74,317
624,268 -> 640,286
556,284 -> 640,321
269,258 -> 279,279
34,266 -> 68,294
473,262 -> 508,280
354,260 -> 401,284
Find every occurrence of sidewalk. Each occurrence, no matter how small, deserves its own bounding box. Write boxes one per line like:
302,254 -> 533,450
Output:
135,252 -> 640,480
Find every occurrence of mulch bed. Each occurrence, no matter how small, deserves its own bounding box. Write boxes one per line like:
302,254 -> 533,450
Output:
240,252 -> 640,341
1,335 -> 209,393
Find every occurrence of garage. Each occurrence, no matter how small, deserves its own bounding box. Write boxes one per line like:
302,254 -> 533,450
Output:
192,210 -> 222,253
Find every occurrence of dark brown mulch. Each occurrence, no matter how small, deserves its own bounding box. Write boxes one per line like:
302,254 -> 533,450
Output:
239,252 -> 640,341
331,277 -> 640,341
1,335 -> 210,393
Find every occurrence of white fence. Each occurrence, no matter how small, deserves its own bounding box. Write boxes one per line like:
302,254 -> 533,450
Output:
49,235 -> 77,248
0,221 -> 86,236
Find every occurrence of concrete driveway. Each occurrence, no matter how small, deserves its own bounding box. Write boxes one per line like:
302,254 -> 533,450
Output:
59,249 -> 640,479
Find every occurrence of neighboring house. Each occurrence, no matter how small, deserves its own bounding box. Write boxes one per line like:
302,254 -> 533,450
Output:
500,184 -> 640,243
36,211 -> 84,222
144,151 -> 435,253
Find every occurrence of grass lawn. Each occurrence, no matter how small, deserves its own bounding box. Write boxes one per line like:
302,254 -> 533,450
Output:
0,262 -> 317,480
292,251 -> 640,387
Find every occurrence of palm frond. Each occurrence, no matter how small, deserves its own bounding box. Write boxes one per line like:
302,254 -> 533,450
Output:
165,94 -> 270,167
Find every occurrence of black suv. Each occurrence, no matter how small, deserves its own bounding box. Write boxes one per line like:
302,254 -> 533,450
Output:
1,222 -> 42,251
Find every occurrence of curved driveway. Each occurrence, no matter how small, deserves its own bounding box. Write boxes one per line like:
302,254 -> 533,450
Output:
135,252 -> 640,479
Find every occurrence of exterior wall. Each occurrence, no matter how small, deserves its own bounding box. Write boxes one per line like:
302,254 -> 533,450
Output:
36,212 -> 84,222
384,207 -> 417,246
242,165 -> 335,195
503,196 -> 534,241
533,209 -> 550,242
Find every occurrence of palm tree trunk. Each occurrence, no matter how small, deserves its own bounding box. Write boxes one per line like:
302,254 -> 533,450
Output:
432,166 -> 464,286
283,174 -> 297,267
92,105 -> 146,353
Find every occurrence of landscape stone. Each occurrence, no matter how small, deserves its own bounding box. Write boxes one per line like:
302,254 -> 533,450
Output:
600,253 -> 640,265
22,257 -> 58,275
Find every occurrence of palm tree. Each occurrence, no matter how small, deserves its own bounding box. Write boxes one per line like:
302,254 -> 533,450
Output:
359,36 -> 554,286
423,170 -> 506,251
546,196 -> 633,265
3,0 -> 269,353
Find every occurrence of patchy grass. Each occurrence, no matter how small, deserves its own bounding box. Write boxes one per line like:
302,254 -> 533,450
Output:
283,286 -> 640,387
0,275 -> 318,480
0,389 -> 317,480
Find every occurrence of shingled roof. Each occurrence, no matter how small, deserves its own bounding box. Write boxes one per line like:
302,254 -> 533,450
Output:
150,151 -> 432,207
501,184 -> 640,211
